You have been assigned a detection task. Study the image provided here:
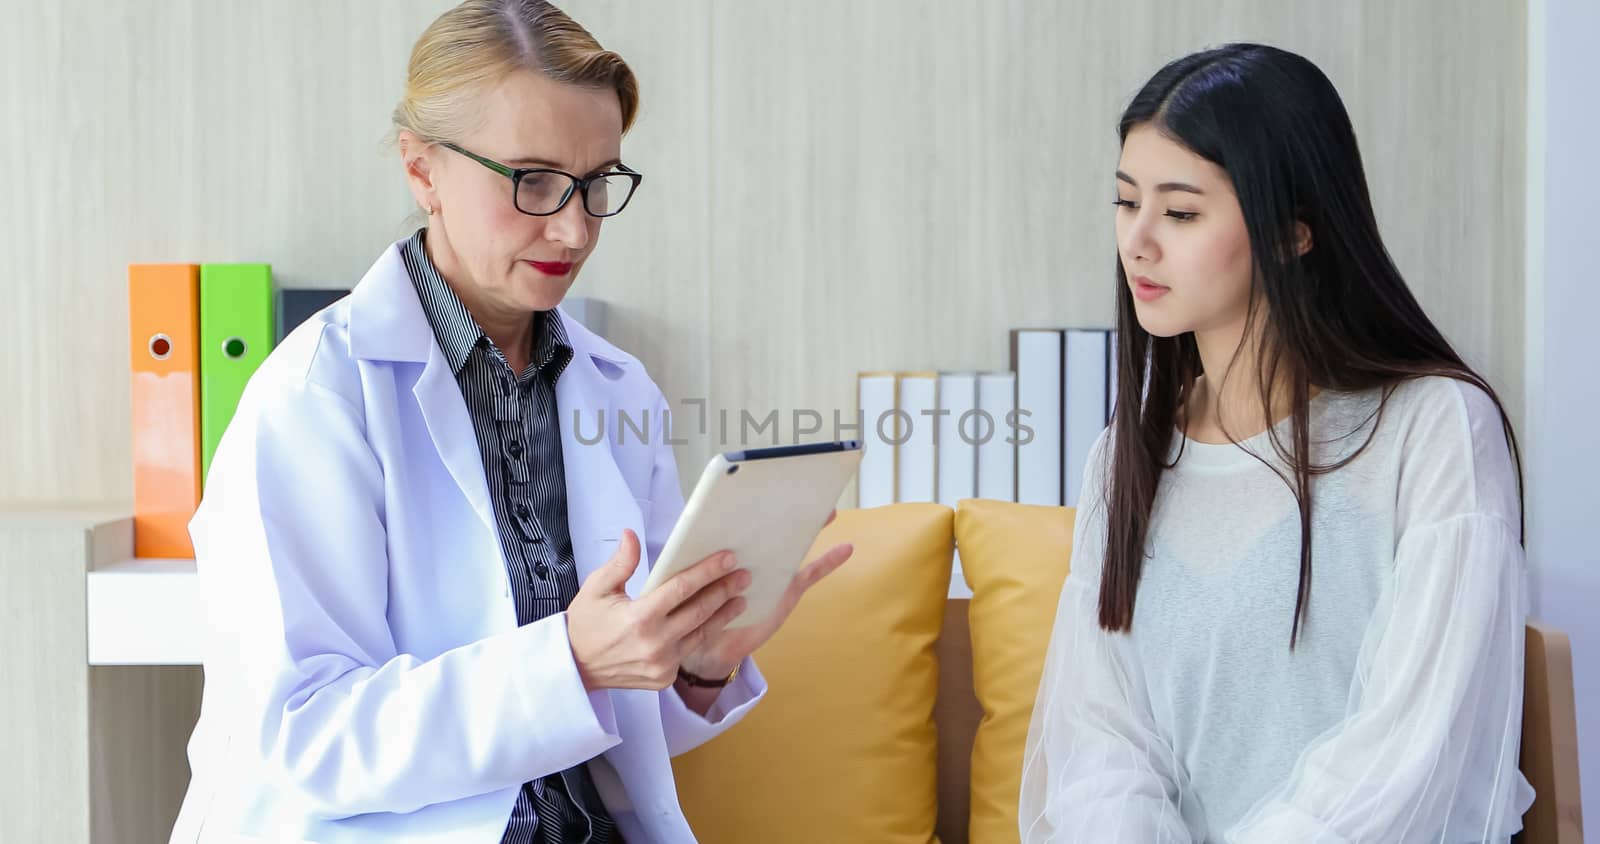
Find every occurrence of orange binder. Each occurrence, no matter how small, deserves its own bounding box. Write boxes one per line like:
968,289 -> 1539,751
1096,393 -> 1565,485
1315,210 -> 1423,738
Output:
128,264 -> 202,558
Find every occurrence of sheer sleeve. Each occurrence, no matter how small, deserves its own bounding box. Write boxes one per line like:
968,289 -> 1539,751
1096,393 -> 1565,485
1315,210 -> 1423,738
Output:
1228,379 -> 1534,843
1020,432 -> 1204,843
1227,514 -> 1532,843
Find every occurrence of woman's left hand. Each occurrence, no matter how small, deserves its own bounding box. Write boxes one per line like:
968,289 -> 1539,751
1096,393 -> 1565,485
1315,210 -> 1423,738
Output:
676,510 -> 854,683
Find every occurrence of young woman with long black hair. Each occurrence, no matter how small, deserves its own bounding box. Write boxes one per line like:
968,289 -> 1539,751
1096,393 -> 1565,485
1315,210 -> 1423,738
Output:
1020,44 -> 1531,843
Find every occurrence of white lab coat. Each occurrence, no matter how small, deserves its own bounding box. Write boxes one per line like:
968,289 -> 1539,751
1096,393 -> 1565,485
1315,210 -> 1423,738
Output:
170,239 -> 766,843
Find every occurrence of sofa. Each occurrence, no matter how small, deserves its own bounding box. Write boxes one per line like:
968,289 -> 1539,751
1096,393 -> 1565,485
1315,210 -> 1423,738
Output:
669,502 -> 1584,844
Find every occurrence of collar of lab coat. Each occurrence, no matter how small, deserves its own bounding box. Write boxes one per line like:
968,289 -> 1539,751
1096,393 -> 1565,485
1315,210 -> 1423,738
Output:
346,238 -> 632,370
346,238 -> 644,589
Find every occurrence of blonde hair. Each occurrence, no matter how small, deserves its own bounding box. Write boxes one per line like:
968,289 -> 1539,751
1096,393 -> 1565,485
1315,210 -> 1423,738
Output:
392,0 -> 639,145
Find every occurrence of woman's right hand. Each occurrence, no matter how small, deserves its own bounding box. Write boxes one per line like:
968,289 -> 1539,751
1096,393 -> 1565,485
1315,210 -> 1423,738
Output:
565,529 -> 751,691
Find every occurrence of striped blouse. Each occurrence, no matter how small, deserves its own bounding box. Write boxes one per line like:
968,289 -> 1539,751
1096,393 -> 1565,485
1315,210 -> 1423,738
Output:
402,229 -> 618,844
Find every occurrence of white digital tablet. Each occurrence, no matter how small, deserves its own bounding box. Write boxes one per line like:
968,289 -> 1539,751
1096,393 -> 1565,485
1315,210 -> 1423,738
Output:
640,440 -> 863,629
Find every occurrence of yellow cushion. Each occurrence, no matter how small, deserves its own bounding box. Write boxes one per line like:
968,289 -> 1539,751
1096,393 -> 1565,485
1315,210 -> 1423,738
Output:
953,499 -> 1075,844
673,503 -> 955,844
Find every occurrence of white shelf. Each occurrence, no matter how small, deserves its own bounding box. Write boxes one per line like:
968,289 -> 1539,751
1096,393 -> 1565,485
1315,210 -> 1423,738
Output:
86,558 -> 202,666
949,548 -> 973,599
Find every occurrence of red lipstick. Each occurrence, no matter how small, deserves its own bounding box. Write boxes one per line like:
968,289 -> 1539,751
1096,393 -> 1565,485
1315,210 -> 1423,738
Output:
527,261 -> 573,276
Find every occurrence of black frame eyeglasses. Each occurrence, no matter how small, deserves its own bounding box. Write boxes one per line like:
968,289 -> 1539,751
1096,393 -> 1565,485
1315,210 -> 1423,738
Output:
441,142 -> 643,217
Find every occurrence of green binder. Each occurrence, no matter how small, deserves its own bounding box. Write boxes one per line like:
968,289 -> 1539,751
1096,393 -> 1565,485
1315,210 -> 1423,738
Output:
200,263 -> 275,485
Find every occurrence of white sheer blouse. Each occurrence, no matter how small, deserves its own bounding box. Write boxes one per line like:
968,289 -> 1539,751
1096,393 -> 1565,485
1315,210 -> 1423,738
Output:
1020,376 -> 1533,843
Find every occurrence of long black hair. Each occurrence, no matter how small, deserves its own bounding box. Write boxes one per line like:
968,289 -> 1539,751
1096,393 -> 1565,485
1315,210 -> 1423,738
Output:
1100,43 -> 1523,648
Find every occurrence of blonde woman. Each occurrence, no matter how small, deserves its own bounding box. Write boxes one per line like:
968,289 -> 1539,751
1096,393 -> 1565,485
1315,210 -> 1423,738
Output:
171,2 -> 851,841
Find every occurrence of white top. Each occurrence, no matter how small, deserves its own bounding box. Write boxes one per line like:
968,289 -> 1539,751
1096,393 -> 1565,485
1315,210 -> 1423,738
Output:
1020,376 -> 1534,843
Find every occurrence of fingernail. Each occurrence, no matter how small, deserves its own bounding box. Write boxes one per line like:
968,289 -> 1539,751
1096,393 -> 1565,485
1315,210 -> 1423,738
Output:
738,569 -> 753,589
722,553 -> 738,572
